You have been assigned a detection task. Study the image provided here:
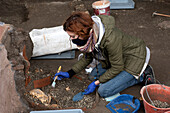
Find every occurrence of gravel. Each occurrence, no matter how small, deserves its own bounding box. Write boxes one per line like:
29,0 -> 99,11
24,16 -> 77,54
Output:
25,67 -> 96,109
151,100 -> 170,108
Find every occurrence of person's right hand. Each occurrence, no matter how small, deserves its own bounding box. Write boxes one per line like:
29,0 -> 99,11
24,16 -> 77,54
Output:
53,71 -> 70,80
83,81 -> 99,95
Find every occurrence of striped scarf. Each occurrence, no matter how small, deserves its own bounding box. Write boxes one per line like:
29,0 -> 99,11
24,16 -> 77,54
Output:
78,30 -> 97,52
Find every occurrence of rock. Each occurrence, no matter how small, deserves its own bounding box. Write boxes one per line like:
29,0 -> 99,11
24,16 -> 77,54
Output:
12,64 -> 25,70
0,44 -> 28,113
0,24 -> 30,112
158,21 -> 170,29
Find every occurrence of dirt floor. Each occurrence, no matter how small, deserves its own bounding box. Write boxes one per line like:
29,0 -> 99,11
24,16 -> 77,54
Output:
1,0 -> 170,113
25,57 -> 97,109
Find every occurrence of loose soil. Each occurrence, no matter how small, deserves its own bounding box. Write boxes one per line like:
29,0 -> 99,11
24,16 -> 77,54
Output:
25,63 -> 96,109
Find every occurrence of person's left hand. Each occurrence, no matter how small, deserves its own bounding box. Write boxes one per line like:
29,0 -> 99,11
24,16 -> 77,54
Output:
83,81 -> 99,95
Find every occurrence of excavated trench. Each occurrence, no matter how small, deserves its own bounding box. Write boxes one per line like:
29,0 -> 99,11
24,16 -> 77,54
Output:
2,0 -> 170,112
0,0 -> 98,111
24,61 -> 97,110
3,26 -> 98,111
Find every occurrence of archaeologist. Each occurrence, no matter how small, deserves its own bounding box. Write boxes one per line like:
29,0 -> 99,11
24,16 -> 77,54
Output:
53,12 -> 155,98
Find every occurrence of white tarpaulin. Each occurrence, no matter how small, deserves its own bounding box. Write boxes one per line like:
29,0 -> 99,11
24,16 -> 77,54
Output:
29,26 -> 78,57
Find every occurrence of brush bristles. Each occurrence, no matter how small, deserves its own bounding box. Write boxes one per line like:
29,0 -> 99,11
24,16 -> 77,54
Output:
52,82 -> 56,87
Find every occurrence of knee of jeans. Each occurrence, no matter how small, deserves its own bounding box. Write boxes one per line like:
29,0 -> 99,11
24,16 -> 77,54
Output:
90,69 -> 97,76
98,86 -> 108,97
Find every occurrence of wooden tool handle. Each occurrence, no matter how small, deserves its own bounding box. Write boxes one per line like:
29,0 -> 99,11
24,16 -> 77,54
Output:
57,66 -> 61,73
156,13 -> 170,17
54,76 -> 58,82
53,66 -> 61,82
154,12 -> 170,17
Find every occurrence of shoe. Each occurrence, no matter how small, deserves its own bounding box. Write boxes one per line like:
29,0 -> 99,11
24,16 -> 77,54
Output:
145,74 -> 155,85
143,65 -> 156,85
144,65 -> 154,76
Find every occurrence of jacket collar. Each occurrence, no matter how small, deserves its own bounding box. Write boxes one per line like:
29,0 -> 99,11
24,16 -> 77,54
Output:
91,15 -> 105,49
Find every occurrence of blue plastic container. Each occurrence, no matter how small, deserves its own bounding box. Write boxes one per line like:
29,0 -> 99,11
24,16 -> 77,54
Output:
109,0 -> 135,9
30,109 -> 84,113
106,94 -> 140,113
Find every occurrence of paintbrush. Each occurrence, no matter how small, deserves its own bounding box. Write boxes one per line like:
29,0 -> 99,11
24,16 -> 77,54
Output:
52,66 -> 61,87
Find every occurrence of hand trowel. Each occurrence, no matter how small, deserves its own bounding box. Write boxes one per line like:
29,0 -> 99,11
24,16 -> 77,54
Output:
72,91 -> 85,102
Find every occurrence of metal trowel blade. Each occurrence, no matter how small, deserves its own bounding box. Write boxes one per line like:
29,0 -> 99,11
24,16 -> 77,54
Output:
73,92 -> 84,102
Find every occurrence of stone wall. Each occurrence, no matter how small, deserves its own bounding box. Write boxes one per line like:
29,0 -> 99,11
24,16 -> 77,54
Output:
0,24 -> 29,113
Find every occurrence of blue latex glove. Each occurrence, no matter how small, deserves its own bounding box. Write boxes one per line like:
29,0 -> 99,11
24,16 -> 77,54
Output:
83,81 -> 99,95
53,71 -> 69,80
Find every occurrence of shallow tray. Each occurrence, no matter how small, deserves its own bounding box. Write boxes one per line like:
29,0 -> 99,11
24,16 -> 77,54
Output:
109,0 -> 135,9
30,109 -> 84,113
31,50 -> 75,59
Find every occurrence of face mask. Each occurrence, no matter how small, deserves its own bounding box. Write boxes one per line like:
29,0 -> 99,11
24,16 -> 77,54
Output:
72,38 -> 88,46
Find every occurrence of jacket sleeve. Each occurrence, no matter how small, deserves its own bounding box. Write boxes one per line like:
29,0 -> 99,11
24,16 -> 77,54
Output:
71,52 -> 93,74
99,30 -> 124,83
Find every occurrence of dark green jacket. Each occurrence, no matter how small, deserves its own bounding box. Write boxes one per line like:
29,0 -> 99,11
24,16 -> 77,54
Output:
71,15 -> 146,83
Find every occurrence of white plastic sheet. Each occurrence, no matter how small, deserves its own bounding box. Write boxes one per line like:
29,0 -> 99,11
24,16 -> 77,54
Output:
29,26 -> 78,57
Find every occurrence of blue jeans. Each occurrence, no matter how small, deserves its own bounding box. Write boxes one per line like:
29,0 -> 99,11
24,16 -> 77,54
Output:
90,63 -> 143,97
